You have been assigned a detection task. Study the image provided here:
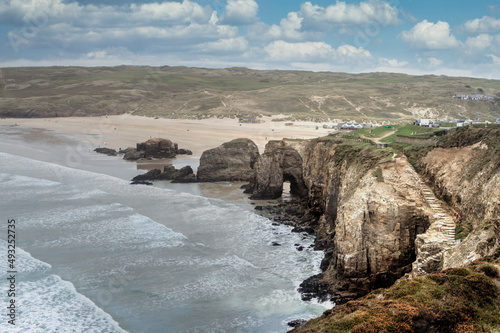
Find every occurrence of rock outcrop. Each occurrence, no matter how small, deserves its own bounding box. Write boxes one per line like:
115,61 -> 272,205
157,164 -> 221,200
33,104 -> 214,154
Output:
122,138 -> 192,160
94,147 -> 117,156
248,140 -> 308,199
131,165 -> 196,183
197,138 -> 259,181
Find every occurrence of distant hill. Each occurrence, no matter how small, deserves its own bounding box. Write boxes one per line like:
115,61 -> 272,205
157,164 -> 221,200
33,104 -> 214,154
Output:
1,66 -> 499,122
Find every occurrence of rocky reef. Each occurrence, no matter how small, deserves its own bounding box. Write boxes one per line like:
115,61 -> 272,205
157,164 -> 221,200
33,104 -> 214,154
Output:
131,165 -> 196,183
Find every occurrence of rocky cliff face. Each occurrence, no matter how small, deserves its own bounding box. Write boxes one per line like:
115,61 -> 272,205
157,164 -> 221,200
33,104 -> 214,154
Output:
298,140 -> 435,302
416,128 -> 500,270
248,138 -> 436,303
197,138 -> 259,181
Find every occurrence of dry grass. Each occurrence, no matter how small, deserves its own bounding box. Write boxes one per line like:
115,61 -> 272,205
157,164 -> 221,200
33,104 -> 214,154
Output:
1,66 -> 500,121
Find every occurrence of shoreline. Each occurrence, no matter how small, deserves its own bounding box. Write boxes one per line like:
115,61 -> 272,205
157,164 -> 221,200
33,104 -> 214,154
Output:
0,115 -> 329,155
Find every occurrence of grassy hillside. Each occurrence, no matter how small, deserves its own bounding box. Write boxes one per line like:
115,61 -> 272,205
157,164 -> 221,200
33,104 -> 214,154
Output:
291,251 -> 500,333
1,66 -> 500,121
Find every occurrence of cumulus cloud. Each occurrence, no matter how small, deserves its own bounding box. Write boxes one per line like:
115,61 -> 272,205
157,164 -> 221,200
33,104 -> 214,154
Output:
220,0 -> 258,25
247,12 -> 307,41
263,40 -> 372,65
417,56 -> 443,68
462,16 -> 500,34
379,58 -> 408,67
464,34 -> 494,53
2,0 -> 244,56
194,37 -> 249,53
299,0 -> 401,31
247,0 -> 400,42
399,20 -> 461,49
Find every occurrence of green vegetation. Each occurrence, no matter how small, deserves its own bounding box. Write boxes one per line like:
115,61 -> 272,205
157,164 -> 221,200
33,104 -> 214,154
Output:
292,257 -> 500,333
372,166 -> 384,182
1,66 -> 499,121
455,220 -> 473,241
379,125 -> 444,143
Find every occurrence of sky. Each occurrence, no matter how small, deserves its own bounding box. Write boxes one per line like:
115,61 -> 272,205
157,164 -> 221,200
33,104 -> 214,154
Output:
1,0 -> 500,79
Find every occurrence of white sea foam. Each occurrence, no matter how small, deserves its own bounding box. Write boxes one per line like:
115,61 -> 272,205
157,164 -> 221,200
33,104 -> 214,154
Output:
0,245 -> 127,333
2,275 -> 127,333
0,150 -> 328,333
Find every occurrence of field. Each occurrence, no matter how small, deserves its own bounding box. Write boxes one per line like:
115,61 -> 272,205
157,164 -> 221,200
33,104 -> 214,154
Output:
1,66 -> 500,122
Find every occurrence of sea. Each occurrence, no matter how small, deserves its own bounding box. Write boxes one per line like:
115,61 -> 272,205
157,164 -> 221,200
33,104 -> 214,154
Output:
0,125 -> 332,333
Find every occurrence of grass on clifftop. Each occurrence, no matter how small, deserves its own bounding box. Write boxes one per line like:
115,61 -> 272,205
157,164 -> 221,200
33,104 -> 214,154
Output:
292,254 -> 500,333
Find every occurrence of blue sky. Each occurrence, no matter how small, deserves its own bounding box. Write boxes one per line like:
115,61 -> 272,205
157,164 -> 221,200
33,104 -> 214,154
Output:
1,0 -> 500,79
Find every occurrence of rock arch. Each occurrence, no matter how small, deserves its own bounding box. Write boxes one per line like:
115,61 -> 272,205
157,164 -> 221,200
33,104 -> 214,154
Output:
249,143 -> 308,199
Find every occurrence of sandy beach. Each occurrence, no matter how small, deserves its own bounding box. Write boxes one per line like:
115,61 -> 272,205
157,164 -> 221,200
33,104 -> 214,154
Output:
0,115 -> 330,155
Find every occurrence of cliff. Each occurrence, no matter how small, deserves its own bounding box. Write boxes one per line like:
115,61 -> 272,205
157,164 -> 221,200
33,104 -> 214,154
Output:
247,128 -> 500,307
249,138 -> 437,303
417,128 -> 500,269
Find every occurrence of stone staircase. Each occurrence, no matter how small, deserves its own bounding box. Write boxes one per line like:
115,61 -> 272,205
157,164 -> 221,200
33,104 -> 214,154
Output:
411,179 -> 457,277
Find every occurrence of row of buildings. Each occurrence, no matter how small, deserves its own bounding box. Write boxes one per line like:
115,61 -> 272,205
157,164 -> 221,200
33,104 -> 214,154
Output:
453,94 -> 497,101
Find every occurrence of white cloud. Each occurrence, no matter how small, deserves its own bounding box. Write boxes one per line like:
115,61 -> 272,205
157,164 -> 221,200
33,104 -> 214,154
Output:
462,16 -> 500,34
220,0 -> 258,25
464,34 -> 494,53
247,0 -> 400,41
417,56 -> 443,68
247,12 -> 307,41
195,37 -> 249,53
379,58 -> 408,67
399,20 -> 461,49
263,40 -> 372,65
487,54 -> 500,65
299,0 -> 401,31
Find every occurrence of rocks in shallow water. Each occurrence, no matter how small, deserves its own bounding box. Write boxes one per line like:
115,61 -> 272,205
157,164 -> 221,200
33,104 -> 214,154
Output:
272,242 -> 281,246
137,138 -> 177,159
123,148 -> 144,160
130,181 -> 153,185
94,147 -> 117,156
131,164 -> 196,183
176,148 -> 193,155
121,138 -> 192,160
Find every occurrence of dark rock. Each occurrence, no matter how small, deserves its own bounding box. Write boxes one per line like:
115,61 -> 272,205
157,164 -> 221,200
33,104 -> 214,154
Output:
137,138 -> 177,159
272,242 -> 281,246
132,164 -> 196,183
297,246 -> 304,251
177,148 -> 193,155
123,148 -> 144,160
94,147 -> 117,156
130,181 -> 153,185
254,205 -> 263,211
287,319 -> 306,328
132,169 -> 162,181
197,138 -> 260,181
